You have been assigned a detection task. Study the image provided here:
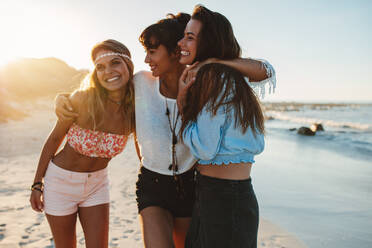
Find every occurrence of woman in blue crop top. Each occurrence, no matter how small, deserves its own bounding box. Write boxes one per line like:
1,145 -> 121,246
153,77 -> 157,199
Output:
177,5 -> 276,248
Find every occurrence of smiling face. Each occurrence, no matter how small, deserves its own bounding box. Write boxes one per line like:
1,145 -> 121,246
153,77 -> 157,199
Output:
178,19 -> 202,65
94,49 -> 130,92
144,40 -> 178,77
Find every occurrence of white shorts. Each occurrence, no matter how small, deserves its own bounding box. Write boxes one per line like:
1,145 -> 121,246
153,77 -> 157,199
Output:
43,161 -> 110,216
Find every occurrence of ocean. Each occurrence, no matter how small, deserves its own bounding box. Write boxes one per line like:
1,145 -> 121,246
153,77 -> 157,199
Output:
255,102 -> 372,248
263,102 -> 372,162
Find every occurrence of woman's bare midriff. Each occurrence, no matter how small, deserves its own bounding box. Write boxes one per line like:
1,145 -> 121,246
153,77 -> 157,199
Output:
197,162 -> 252,180
52,143 -> 111,172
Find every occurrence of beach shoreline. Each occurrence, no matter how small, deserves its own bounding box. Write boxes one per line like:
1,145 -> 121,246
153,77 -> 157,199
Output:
0,102 -> 308,247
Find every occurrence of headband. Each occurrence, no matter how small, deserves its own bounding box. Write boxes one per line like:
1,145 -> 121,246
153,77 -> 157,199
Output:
94,52 -> 132,64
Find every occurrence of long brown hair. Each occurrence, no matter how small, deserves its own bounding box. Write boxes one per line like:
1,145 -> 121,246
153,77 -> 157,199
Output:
79,39 -> 135,134
179,6 -> 265,136
179,63 -> 265,136
191,5 -> 241,63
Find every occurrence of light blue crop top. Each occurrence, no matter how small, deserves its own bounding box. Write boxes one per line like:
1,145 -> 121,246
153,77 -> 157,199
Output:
182,105 -> 264,165
182,59 -> 275,165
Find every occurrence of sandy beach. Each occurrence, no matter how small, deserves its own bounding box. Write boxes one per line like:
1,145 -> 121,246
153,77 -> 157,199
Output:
0,101 -> 309,248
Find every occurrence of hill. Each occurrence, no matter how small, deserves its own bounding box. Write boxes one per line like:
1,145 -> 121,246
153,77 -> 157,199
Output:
0,57 -> 88,122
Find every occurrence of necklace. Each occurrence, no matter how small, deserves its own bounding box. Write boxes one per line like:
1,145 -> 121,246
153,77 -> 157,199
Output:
160,80 -> 180,171
165,98 -> 185,197
165,98 -> 180,174
161,76 -> 184,198
107,97 -> 123,105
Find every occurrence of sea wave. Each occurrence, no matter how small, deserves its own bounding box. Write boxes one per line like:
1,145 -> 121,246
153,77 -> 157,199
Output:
266,111 -> 372,132
262,102 -> 372,112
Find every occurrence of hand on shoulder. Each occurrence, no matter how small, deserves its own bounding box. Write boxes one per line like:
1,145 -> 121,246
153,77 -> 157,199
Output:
69,90 -> 88,111
55,92 -> 80,121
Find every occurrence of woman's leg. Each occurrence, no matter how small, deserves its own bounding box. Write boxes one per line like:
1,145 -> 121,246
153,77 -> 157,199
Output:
46,213 -> 78,248
173,217 -> 192,248
78,203 -> 110,248
140,206 -> 174,248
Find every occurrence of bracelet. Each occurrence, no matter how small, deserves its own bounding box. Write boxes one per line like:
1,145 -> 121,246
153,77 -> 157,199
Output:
31,187 -> 43,193
31,181 -> 43,191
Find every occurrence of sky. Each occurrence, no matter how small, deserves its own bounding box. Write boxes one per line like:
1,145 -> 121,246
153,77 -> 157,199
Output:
0,0 -> 371,102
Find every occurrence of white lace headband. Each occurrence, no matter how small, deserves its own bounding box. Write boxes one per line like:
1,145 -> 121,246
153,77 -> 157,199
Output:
94,52 -> 132,64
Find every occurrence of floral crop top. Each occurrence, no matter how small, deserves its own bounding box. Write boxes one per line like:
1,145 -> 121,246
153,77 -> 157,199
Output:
67,123 -> 128,158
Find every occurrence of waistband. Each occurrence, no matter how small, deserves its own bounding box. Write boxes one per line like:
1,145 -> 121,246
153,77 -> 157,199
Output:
140,166 -> 195,179
47,160 -> 108,179
196,170 -> 253,191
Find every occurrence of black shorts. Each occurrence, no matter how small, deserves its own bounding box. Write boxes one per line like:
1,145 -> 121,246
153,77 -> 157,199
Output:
136,166 -> 196,218
185,171 -> 259,248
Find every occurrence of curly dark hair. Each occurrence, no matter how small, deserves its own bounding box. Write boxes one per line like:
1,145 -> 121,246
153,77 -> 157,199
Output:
139,13 -> 190,54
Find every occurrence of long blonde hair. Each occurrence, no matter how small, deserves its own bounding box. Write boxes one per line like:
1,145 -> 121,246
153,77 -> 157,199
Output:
78,39 -> 135,134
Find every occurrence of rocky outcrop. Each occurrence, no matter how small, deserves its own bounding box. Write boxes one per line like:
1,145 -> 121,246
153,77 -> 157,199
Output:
297,127 -> 316,136
295,123 -> 325,136
310,123 -> 324,132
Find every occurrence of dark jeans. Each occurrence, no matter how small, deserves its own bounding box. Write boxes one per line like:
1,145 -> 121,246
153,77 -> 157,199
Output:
185,171 -> 259,248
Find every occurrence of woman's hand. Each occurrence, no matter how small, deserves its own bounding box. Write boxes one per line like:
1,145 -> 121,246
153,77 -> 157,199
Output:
30,190 -> 44,212
55,93 -> 78,121
182,58 -> 218,85
177,62 -> 199,114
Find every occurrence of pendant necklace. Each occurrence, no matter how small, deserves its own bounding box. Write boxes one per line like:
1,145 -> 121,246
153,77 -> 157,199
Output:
161,80 -> 180,173
162,78 -> 184,198
165,98 -> 180,174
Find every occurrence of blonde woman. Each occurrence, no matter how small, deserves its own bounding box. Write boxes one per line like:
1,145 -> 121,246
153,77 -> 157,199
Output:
29,39 -> 135,248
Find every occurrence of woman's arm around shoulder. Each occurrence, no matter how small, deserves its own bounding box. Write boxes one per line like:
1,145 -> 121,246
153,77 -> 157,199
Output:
189,58 -> 276,98
55,92 -> 79,121
68,90 -> 87,112
213,58 -> 276,98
